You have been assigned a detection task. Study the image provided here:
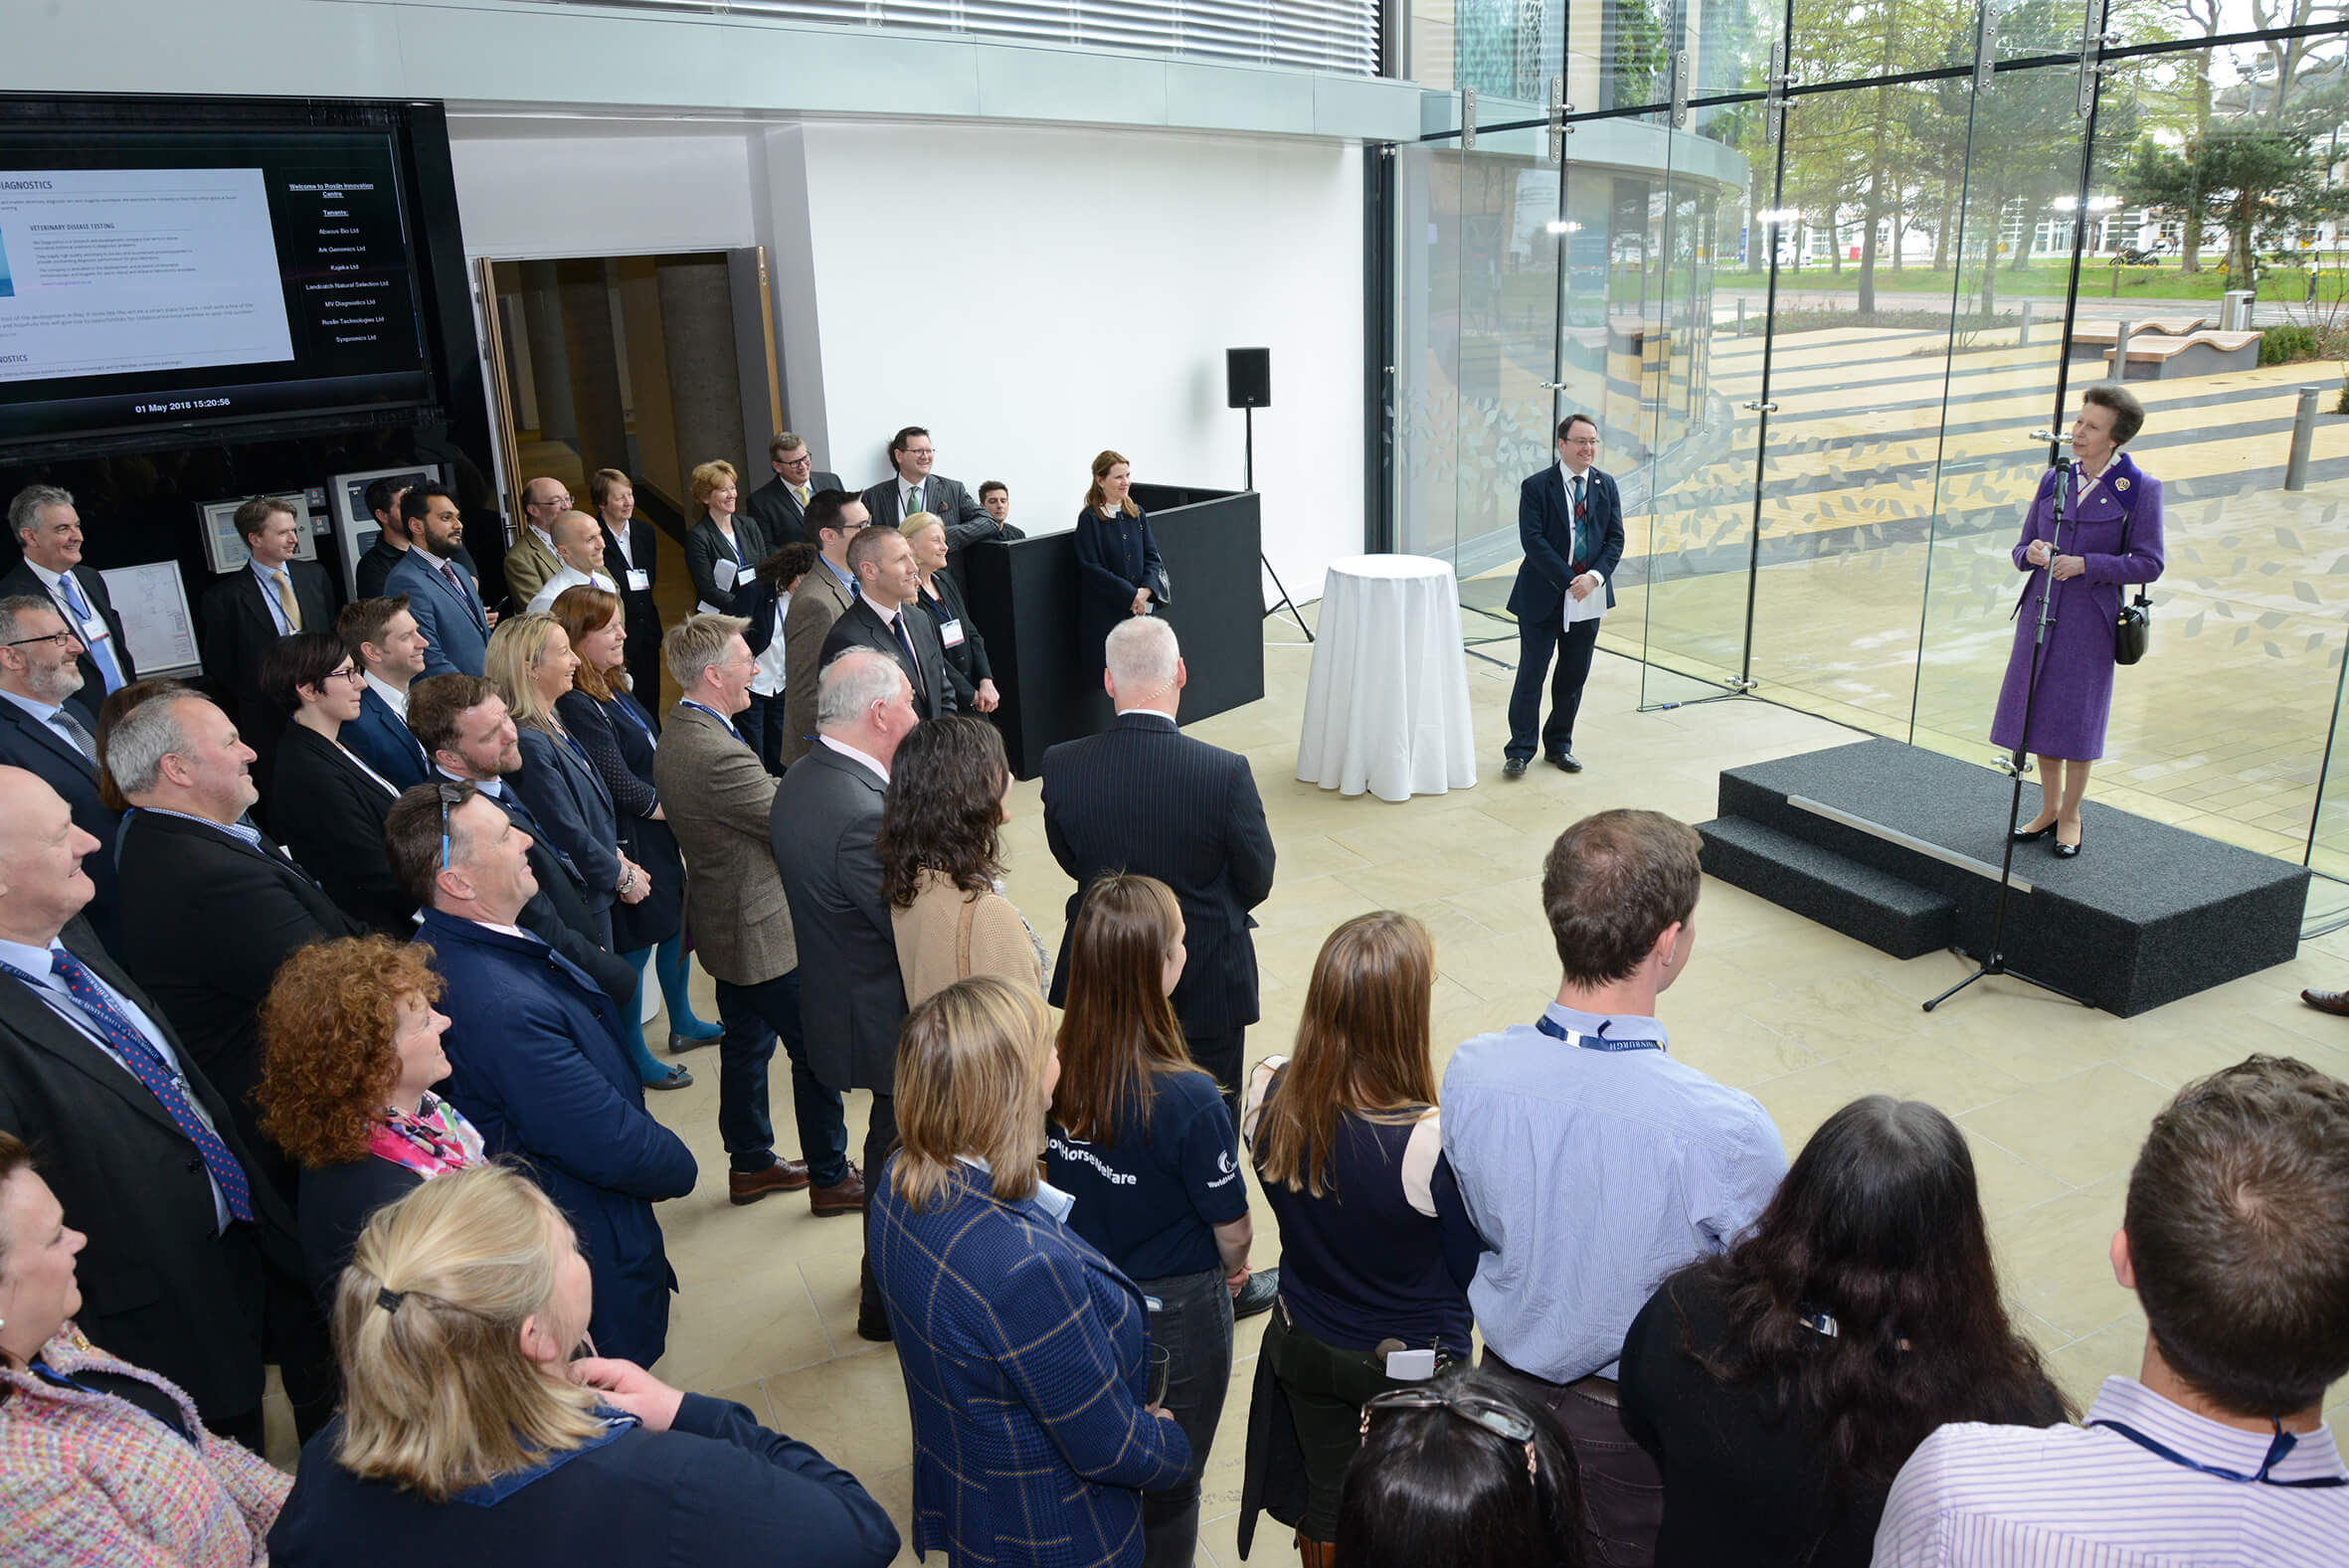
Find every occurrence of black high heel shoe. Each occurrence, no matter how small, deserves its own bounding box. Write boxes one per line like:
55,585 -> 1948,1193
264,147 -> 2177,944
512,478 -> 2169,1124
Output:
2011,822 -> 2057,843
2053,826 -> 2083,859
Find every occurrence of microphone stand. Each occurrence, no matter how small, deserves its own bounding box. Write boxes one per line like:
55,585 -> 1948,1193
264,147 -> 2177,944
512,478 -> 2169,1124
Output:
1923,433 -> 2097,1013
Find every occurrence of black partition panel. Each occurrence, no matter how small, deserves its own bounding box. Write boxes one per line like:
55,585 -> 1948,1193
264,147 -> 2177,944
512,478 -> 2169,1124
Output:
964,487 -> 1265,779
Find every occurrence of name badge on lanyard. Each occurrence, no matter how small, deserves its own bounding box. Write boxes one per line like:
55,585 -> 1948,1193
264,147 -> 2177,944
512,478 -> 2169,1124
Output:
1535,1013 -> 1663,1053
626,568 -> 650,593
938,616 -> 967,649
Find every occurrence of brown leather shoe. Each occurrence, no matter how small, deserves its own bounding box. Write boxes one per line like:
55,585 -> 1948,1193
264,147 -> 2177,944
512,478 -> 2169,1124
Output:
728,1157 -> 812,1206
810,1163 -> 866,1217
2301,987 -> 2349,1017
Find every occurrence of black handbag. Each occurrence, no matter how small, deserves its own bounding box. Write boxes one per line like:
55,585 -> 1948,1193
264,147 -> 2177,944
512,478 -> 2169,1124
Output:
2110,475 -> 2151,667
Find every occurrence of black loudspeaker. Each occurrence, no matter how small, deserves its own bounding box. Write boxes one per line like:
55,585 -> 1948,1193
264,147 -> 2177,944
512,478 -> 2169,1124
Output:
1226,347 -> 1271,409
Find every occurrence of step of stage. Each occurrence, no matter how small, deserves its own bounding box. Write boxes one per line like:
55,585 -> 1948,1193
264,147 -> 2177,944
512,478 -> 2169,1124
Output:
1701,738 -> 2308,1017
1697,816 -> 1955,960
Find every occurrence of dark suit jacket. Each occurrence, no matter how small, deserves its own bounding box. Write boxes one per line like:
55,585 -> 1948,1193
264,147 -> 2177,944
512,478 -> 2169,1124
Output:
601,516 -> 665,722
770,743 -> 903,1094
418,910 -> 696,1365
296,1152 -> 420,1307
1071,507 -> 1168,671
115,809 -> 369,1191
1508,463 -> 1626,624
270,722 -> 412,933
198,559 -> 337,774
340,686 -> 433,788
916,570 -> 992,707
0,560 -> 137,696
745,470 -> 843,551
860,473 -> 994,552
0,695 -> 121,950
384,549 -> 490,677
0,918 -> 304,1425
685,514 -> 768,613
818,596 -> 955,721
513,725 -> 621,926
1042,713 -> 1275,1038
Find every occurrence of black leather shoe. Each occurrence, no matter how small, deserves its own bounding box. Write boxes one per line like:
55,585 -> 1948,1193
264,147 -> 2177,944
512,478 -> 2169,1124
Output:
856,1301 -> 894,1342
644,1064 -> 693,1091
2053,832 -> 2083,859
1234,1267 -> 1281,1320
2011,822 -> 2056,843
668,1029 -> 720,1055
1547,751 -> 1582,774
1502,757 -> 1528,779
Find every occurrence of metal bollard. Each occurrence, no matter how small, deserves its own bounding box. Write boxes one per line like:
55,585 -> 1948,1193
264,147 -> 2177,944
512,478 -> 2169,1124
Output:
2020,300 -> 2033,347
2286,386 -> 2321,491
2112,319 -> 2132,383
1737,297 -> 1746,336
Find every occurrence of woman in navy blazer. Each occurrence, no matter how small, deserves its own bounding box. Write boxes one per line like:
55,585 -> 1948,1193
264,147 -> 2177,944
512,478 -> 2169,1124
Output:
270,1162 -> 897,1568
1072,450 -> 1167,675
873,976 -> 1190,1567
484,612 -> 648,953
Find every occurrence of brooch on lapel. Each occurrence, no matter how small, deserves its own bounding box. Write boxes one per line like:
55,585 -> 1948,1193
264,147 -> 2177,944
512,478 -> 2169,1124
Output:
2115,477 -> 2130,491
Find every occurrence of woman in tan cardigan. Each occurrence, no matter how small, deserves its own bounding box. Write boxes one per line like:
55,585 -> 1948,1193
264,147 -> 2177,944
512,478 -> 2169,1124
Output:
879,715 -> 1048,1005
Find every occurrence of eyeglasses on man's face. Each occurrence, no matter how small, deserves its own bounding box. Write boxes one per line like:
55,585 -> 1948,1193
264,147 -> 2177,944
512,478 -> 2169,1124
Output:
436,782 -> 467,870
2,629 -> 80,649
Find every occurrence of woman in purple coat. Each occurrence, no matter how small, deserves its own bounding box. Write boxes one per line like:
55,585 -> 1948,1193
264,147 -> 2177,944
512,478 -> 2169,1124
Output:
1990,384 -> 2164,859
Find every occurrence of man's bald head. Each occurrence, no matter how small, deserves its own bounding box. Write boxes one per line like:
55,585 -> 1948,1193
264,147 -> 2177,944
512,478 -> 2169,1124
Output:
552,510 -> 606,573
0,767 -> 100,946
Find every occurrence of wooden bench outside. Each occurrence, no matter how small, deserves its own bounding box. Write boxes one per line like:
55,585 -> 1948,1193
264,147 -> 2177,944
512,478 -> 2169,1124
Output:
2100,328 -> 2261,381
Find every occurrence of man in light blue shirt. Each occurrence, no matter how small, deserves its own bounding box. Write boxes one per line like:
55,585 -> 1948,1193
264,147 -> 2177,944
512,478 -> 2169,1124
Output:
1443,807 -> 1785,1566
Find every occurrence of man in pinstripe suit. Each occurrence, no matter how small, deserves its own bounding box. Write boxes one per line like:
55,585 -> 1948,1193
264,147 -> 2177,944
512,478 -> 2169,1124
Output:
1041,616 -> 1279,1316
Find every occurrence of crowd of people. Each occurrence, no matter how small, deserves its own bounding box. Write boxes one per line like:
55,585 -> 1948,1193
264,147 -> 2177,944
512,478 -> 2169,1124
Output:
0,433 -> 2341,1568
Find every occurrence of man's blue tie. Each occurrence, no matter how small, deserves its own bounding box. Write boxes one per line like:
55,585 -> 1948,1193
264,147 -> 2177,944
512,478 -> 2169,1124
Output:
7,950 -> 255,1222
55,575 -> 124,693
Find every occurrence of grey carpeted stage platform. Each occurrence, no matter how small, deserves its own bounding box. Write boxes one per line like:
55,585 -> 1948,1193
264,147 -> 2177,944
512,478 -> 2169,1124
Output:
1696,739 -> 2309,1017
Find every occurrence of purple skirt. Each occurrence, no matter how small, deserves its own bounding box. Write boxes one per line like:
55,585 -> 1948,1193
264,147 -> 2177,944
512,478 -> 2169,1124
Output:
1989,574 -> 2119,761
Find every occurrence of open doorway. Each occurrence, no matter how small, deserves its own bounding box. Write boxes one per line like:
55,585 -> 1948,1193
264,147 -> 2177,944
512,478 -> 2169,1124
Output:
478,249 -> 781,703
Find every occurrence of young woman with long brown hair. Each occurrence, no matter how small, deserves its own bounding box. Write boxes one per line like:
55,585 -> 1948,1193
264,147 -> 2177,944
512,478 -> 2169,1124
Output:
1617,1095 -> 2070,1567
1235,910 -> 1482,1567
1043,873 -> 1251,1568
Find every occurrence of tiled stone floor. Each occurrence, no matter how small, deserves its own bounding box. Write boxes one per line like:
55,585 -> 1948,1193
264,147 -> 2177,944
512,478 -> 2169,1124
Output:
618,612 -> 2349,1566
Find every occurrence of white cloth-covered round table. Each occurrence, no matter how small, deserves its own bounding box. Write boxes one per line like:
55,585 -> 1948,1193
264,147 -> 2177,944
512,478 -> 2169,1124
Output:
1296,554 -> 1477,801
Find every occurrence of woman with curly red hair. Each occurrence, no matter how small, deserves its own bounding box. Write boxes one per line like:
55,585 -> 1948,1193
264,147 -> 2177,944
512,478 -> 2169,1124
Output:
256,936 -> 484,1304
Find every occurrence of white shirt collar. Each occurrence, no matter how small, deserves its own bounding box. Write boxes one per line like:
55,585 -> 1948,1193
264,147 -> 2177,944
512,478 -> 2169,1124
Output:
25,561 -> 67,593
0,685 -> 65,726
1557,459 -> 1591,485
817,733 -> 889,784
0,934 -> 65,982
956,1154 -> 1076,1224
1116,707 -> 1177,723
363,670 -> 410,718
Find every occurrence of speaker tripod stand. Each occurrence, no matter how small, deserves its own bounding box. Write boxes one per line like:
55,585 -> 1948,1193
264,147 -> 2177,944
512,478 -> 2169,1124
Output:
1242,405 -> 1313,642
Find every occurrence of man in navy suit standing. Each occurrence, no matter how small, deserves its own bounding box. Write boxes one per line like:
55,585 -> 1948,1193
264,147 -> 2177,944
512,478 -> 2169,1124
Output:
383,486 -> 494,677
1039,616 -> 1279,1316
1505,414 -> 1625,778
335,594 -> 435,787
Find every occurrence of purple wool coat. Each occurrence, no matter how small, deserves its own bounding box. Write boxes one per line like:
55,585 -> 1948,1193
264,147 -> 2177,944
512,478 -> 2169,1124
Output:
1989,451 -> 2165,761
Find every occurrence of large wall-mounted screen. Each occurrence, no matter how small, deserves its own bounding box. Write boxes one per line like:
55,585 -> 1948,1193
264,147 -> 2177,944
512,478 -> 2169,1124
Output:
0,128 -> 433,445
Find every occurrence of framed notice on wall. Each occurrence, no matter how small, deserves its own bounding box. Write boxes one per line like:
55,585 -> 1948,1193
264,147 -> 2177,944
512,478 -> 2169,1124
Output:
98,562 -> 200,675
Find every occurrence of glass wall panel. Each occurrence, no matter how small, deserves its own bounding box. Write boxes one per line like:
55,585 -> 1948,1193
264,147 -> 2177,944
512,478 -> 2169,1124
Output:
1390,0 -> 2349,883
2065,36 -> 2349,862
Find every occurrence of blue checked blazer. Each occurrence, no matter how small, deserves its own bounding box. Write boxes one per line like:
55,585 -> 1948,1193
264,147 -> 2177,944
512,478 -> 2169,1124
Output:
873,1157 -> 1190,1567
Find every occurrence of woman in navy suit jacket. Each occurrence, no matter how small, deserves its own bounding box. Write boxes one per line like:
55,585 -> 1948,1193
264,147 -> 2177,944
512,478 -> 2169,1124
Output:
271,1163 -> 897,1568
873,976 -> 1190,1567
1072,450 -> 1167,675
484,612 -> 648,953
